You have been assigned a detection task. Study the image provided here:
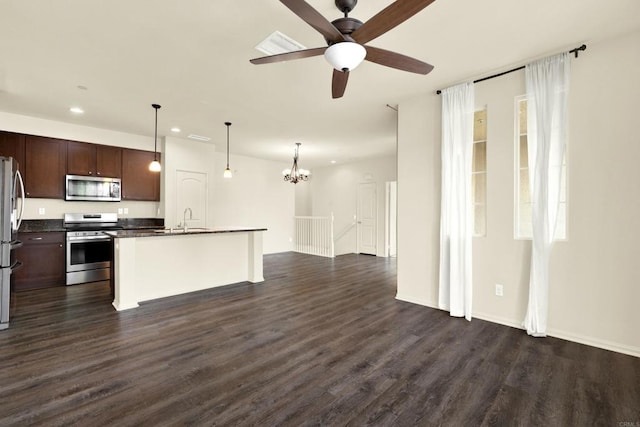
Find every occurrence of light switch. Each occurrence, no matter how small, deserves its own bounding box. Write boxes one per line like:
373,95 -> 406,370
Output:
117,208 -> 123,214
124,208 -> 129,214
38,207 -> 45,215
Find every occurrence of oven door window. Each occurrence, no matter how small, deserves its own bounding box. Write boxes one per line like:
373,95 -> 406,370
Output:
69,240 -> 111,266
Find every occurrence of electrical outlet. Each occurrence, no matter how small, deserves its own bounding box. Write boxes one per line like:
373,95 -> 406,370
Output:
38,207 -> 45,215
124,208 -> 129,214
495,284 -> 504,297
117,208 -> 123,214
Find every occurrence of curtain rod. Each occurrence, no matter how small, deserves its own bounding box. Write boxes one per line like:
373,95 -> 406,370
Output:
435,44 -> 586,95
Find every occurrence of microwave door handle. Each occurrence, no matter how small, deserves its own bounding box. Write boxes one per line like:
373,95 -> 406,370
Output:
16,170 -> 25,230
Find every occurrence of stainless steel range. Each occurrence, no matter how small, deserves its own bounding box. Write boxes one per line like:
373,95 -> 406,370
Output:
64,213 -> 121,285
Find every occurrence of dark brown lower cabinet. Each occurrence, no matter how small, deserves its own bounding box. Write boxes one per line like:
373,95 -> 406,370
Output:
12,232 -> 65,291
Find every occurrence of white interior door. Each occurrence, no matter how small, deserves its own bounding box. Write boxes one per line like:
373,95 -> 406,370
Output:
176,170 -> 207,228
357,182 -> 377,255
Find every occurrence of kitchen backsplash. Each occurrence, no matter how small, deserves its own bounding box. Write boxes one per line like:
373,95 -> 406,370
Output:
22,198 -> 161,220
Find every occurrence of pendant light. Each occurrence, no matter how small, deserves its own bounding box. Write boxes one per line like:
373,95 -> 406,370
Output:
224,122 -> 232,178
149,104 -> 162,172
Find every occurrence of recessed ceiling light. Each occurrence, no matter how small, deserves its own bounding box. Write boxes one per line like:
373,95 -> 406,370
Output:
187,134 -> 211,142
171,127 -> 181,133
69,107 -> 84,114
330,160 -> 337,164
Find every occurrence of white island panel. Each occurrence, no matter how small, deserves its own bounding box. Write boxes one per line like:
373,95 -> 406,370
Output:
112,230 -> 264,311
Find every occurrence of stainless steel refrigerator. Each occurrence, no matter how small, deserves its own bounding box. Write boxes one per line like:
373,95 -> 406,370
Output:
0,157 -> 25,330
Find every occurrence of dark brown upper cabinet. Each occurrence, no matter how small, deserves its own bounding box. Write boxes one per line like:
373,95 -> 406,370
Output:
0,131 -> 26,170
67,141 -> 122,178
24,136 -> 67,199
121,148 -> 160,201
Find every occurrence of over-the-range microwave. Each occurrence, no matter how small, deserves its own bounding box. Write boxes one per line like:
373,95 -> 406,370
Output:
65,175 -> 121,202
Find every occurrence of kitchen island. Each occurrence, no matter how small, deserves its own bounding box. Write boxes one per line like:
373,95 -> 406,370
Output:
105,227 -> 266,311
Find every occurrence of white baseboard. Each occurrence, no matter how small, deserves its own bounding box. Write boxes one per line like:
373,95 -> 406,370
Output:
395,297 -> 640,358
472,310 -> 524,330
545,328 -> 640,358
395,293 -> 437,308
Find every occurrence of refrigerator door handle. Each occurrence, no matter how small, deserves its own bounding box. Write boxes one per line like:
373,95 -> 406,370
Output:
10,260 -> 23,272
15,170 -> 25,231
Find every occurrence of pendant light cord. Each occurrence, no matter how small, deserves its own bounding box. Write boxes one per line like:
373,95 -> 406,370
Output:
154,110 -> 158,161
225,122 -> 232,169
152,104 -> 161,161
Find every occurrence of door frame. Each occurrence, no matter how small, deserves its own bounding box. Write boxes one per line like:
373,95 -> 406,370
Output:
357,181 -> 377,255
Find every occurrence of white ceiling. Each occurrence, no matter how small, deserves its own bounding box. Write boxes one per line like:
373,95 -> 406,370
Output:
1,0 -> 639,168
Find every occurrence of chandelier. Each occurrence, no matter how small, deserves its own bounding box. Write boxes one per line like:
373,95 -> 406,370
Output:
282,143 -> 309,184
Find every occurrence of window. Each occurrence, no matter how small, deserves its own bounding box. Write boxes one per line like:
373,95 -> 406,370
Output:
515,96 -> 567,240
472,109 -> 487,237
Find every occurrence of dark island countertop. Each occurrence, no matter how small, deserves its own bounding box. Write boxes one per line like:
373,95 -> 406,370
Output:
104,226 -> 267,239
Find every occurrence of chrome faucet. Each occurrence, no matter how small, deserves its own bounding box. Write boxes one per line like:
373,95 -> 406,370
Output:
183,207 -> 193,232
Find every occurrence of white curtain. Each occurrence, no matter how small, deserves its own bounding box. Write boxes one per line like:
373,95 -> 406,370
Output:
439,82 -> 474,321
523,53 -> 570,336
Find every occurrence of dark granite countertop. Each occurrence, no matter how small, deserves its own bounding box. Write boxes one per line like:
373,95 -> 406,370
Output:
105,226 -> 267,239
118,218 -> 164,230
18,220 -> 65,233
18,218 -> 164,233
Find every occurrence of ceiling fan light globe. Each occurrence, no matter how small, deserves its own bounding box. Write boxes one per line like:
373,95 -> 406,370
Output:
324,42 -> 366,71
223,167 -> 233,179
282,169 -> 291,176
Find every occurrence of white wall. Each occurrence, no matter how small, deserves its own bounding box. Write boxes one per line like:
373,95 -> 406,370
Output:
294,181 -> 312,216
211,152 -> 294,255
0,111 -> 160,219
310,156 -> 397,256
397,30 -> 640,356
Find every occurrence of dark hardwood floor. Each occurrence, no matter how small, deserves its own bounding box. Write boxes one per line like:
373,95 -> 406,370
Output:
1,252 -> 638,426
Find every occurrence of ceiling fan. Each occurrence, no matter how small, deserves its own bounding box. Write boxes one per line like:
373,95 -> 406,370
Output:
250,0 -> 436,99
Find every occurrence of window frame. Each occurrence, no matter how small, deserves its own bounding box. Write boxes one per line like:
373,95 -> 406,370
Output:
514,95 -> 568,241
472,108 -> 487,238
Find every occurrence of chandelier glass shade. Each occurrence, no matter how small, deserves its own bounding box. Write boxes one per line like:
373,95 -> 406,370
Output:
324,42 -> 367,72
282,143 -> 309,184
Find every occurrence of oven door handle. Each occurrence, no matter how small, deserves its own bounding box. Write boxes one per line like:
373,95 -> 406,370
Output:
67,235 -> 111,241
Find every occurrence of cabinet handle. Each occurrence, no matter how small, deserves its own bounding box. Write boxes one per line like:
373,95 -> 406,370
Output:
88,171 -> 92,175
59,244 -> 63,248
29,237 -> 43,241
97,172 -> 101,175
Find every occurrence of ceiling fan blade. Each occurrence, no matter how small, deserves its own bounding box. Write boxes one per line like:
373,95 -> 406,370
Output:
280,0 -> 346,43
364,46 -> 434,74
351,0 -> 436,45
250,47 -> 326,65
332,69 -> 349,99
